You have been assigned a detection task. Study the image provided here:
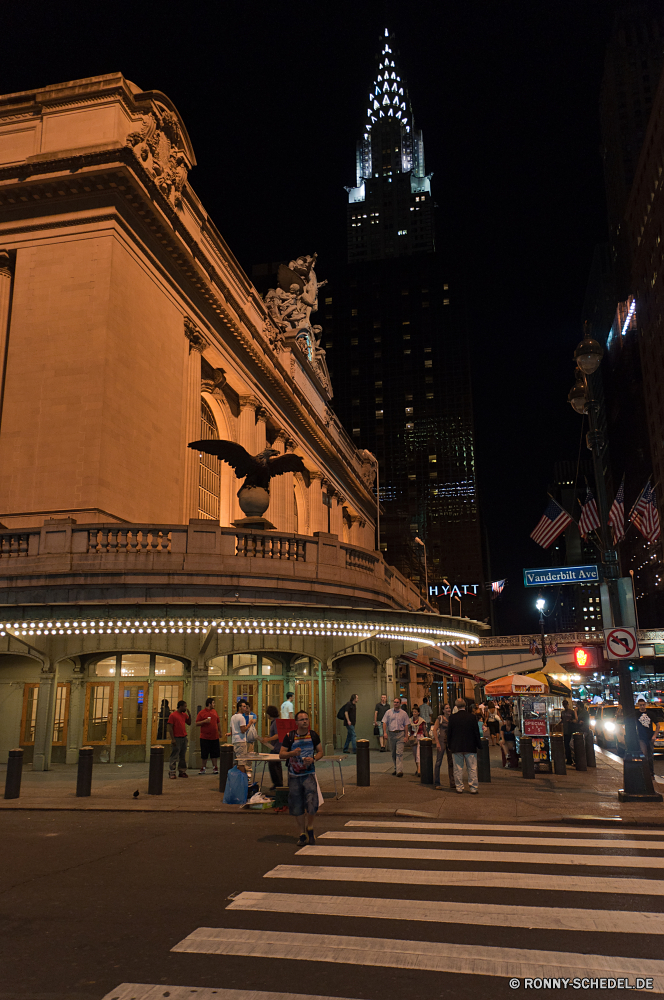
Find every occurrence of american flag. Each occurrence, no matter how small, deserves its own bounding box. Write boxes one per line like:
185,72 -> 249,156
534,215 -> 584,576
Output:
630,481 -> 661,543
578,487 -> 600,539
491,579 -> 506,596
530,498 -> 574,549
608,476 -> 625,543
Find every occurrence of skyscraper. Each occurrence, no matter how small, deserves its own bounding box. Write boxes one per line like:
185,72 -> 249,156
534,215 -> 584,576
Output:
324,29 -> 487,621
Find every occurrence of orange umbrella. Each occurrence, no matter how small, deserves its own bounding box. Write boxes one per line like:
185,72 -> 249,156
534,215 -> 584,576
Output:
485,674 -> 548,696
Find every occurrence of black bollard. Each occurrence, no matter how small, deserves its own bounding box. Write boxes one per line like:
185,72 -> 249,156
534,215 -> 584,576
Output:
4,748 -> 23,800
584,729 -> 597,768
477,737 -> 491,783
356,739 -> 371,786
521,737 -> 535,779
76,746 -> 94,797
551,733 -> 567,775
572,731 -> 587,771
419,738 -> 434,785
620,753 -> 663,801
148,745 -> 164,795
218,743 -> 235,793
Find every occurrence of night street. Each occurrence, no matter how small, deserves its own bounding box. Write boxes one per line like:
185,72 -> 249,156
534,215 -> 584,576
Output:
1,811 -> 664,999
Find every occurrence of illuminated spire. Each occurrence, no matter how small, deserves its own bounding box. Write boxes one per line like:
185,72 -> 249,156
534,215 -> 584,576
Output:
365,28 -> 410,132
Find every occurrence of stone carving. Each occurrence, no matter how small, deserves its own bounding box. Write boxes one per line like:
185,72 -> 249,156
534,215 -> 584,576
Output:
201,367 -> 226,393
263,254 -> 331,392
357,449 -> 378,488
127,101 -> 189,210
184,317 -> 208,353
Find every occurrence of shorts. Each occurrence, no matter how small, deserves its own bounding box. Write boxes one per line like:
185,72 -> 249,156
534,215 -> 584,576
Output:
200,738 -> 221,759
233,740 -> 248,763
288,772 -> 318,816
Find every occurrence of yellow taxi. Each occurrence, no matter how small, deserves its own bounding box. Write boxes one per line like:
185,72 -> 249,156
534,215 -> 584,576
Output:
614,704 -> 664,754
589,704 -> 622,749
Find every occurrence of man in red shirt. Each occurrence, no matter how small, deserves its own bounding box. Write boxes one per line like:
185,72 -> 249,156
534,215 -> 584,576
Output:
167,700 -> 191,779
196,697 -> 221,775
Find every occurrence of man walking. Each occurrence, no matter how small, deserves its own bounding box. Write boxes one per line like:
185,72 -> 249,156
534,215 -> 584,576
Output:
195,696 -> 221,774
167,700 -> 191,779
230,698 -> 252,772
637,699 -> 656,778
280,710 -> 324,846
382,697 -> 409,777
281,692 -> 295,719
420,697 -> 432,726
342,693 -> 359,754
373,694 -> 390,751
447,697 -> 481,793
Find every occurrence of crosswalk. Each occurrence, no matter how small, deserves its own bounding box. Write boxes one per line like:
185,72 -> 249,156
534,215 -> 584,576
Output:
103,819 -> 664,997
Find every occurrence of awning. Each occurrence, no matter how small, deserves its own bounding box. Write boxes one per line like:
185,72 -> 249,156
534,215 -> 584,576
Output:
400,653 -> 483,683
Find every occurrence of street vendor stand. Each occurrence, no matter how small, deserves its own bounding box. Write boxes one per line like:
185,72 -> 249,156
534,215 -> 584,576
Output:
485,674 -> 551,772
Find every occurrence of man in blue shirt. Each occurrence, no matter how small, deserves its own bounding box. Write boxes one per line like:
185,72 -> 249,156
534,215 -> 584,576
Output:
280,710 -> 324,846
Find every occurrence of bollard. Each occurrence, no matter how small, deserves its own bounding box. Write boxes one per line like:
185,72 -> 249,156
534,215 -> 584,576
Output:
419,738 -> 434,785
520,737 -> 535,779
551,733 -> 567,775
620,752 -> 663,801
218,743 -> 235,793
477,737 -> 491,783
148,745 -> 164,795
4,748 -> 23,800
584,729 -> 596,768
356,739 -> 371,786
76,746 -> 94,797
572,731 -> 587,771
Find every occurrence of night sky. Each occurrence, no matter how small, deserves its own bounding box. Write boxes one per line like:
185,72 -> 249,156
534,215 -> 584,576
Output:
1,0 -> 627,633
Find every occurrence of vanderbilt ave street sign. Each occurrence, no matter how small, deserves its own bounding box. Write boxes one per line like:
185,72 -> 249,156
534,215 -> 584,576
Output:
523,565 -> 600,587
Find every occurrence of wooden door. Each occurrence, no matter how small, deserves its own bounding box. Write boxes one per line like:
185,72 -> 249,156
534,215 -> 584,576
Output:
117,683 -> 148,746
151,682 -> 184,744
84,683 -> 113,745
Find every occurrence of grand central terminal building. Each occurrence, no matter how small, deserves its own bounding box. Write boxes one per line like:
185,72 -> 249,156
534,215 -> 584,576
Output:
0,73 -> 482,770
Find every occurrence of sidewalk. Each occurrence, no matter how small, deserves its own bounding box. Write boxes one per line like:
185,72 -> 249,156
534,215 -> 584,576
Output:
1,745 -> 663,825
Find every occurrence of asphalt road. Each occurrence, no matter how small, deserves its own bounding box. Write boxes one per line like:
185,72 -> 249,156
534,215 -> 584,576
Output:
1,810 -> 663,1000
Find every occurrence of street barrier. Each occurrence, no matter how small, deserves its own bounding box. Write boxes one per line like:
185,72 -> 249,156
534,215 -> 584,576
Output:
520,737 -> 535,779
356,739 -> 370,786
148,745 -> 164,795
76,746 -> 94,797
572,731 -> 587,771
584,729 -> 597,768
419,737 -> 433,784
218,743 -> 234,793
477,737 -> 491,782
551,733 -> 567,775
621,752 -> 663,801
4,748 -> 23,800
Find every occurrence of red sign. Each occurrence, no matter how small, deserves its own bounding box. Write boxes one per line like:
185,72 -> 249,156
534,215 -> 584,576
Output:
523,719 -> 547,737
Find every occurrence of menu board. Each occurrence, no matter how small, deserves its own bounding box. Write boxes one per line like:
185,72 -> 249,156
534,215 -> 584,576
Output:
523,719 -> 547,737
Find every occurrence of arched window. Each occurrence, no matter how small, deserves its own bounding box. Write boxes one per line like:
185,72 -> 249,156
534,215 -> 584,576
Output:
199,398 -> 220,520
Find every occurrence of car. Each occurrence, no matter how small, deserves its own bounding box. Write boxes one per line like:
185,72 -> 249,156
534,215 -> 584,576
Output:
614,705 -> 664,754
589,704 -> 621,749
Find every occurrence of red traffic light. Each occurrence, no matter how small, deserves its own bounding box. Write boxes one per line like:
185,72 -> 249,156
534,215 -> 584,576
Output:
574,647 -> 596,669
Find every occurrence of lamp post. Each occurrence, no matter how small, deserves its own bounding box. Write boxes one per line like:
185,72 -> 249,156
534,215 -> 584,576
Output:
536,597 -> 547,669
414,537 -> 428,599
568,324 -> 661,801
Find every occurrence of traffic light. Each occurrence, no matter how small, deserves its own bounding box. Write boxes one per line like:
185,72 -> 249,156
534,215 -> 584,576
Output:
574,647 -> 597,669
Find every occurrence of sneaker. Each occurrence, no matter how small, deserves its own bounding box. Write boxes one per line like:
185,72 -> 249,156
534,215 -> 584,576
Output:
456,788 -> 464,793
397,772 -> 403,778
198,768 -> 207,775
212,768 -> 219,775
435,785 -> 444,790
392,770 -> 397,775
380,747 -> 387,752
297,834 -> 308,847
168,772 -> 177,780
307,829 -> 316,845
342,749 -> 350,754
470,789 -> 479,794
178,771 -> 188,778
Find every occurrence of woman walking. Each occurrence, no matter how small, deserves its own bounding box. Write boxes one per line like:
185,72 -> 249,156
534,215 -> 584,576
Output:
433,703 -> 453,789
406,705 -> 428,776
487,703 -> 501,746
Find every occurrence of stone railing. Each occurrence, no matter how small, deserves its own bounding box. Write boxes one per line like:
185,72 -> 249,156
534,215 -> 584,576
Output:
478,630 -> 664,649
0,519 -> 425,612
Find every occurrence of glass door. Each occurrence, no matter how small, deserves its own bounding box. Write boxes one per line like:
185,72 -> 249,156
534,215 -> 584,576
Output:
293,679 -> 319,730
207,682 -> 228,742
152,683 -> 183,744
262,680 -> 283,734
84,683 -> 113,745
232,680 -> 257,717
117,683 -> 147,748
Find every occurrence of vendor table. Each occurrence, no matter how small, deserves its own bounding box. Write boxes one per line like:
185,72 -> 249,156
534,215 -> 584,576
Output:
243,753 -> 346,799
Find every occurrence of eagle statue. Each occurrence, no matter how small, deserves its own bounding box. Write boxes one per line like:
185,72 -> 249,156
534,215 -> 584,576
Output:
188,439 -> 309,520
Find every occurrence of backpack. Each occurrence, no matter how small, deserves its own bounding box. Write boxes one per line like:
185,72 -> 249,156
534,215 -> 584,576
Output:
336,704 -> 347,721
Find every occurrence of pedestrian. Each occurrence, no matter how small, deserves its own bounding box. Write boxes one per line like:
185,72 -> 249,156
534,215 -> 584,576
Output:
447,697 -> 481,793
636,699 -> 656,777
342,693 -> 359,754
195,697 -> 221,775
281,692 -> 295,719
576,700 -> 590,732
260,704 -> 284,789
373,694 -> 390,751
561,699 -> 576,765
499,717 -> 518,768
167,700 -> 191,779
406,704 -> 427,776
382,696 -> 409,777
419,697 -> 432,725
280,709 -> 323,846
230,698 -> 252,772
244,703 -> 258,755
487,703 -> 501,746
432,703 -> 453,789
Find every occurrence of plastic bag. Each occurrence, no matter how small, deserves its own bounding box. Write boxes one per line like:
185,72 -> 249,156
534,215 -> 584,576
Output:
223,765 -> 248,805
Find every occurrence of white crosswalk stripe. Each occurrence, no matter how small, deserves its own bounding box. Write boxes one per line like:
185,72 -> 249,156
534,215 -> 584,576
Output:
320,829 -> 664,850
297,843 -> 664,868
345,819 -> 664,837
101,988 -> 361,1000
227,889 -> 664,934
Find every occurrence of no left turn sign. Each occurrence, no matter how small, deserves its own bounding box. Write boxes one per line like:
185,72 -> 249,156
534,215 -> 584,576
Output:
604,626 -> 638,660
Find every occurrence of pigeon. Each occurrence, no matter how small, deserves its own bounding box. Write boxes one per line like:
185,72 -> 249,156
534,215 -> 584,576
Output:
133,790 -> 139,798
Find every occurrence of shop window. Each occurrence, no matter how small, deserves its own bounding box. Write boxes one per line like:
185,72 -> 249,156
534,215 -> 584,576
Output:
95,657 -> 117,677
121,654 -> 150,676
155,656 -> 183,676
233,653 -> 258,675
199,398 -> 220,520
52,684 -> 70,745
208,655 -> 229,675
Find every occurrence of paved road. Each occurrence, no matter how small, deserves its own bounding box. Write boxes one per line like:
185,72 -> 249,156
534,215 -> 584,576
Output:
1,810 -> 664,1000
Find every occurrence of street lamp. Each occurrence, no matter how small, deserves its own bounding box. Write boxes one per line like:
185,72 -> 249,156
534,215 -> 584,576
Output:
535,597 -> 547,669
567,322 -> 661,801
414,537 -> 428,597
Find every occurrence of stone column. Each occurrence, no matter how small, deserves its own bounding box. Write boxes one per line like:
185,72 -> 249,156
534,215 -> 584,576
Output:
183,318 -> 209,523
269,430 -> 293,532
65,675 -> 86,764
188,665 -> 208,769
309,471 -> 327,534
33,664 -> 58,772
0,250 -> 14,423
238,395 -> 259,454
322,664 -> 336,755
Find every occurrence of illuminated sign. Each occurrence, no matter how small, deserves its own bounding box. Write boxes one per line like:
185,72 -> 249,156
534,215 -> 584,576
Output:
523,565 -> 600,587
429,583 -> 480,599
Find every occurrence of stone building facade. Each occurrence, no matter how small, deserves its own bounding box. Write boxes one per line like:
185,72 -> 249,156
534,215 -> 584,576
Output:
0,74 -> 481,768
